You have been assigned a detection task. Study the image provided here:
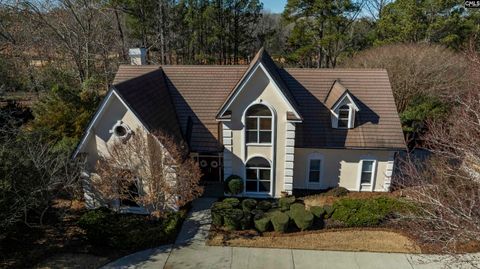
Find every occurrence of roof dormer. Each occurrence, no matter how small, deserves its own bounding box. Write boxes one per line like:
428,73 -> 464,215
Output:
325,80 -> 360,129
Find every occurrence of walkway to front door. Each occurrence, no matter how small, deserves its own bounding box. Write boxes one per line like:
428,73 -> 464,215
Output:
102,198 -> 480,269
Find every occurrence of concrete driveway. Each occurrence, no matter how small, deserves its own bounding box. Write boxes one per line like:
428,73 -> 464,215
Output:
102,198 -> 479,269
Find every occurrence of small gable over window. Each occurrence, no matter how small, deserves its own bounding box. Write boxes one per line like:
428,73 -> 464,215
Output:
325,80 -> 359,129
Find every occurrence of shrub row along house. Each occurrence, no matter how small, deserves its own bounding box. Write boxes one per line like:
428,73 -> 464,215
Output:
74,47 -> 405,211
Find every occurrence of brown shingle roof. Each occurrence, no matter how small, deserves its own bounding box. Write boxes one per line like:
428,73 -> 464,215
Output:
281,68 -> 405,149
113,67 -> 183,143
324,80 -> 348,109
109,59 -> 405,152
162,66 -> 248,152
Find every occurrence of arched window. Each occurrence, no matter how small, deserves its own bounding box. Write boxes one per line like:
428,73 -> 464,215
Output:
338,104 -> 350,128
246,104 -> 272,144
245,157 -> 271,193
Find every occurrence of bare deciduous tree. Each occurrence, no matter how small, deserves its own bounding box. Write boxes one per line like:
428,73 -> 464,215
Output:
0,112 -> 85,229
342,44 -> 469,112
394,87 -> 480,253
93,129 -> 203,217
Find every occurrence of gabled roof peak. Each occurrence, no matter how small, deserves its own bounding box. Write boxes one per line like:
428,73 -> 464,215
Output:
216,47 -> 302,121
325,80 -> 359,111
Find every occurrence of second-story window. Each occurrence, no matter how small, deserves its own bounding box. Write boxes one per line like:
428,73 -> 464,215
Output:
246,104 -> 272,144
338,105 -> 350,128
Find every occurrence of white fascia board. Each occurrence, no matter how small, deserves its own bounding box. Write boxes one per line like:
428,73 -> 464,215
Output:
217,62 -> 301,121
73,89 -> 115,159
72,88 -> 148,159
332,92 -> 360,112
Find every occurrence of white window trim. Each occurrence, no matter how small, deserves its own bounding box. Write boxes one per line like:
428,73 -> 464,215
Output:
331,93 -> 359,129
306,153 -> 325,189
244,155 -> 273,197
109,120 -> 133,140
356,159 -> 377,191
337,105 -> 351,129
241,101 -> 276,197
245,113 -> 272,145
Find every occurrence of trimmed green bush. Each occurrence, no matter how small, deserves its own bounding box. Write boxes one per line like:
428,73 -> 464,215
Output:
310,206 -> 326,219
270,211 -> 289,232
242,199 -> 257,211
223,209 -> 244,230
163,211 -> 186,239
323,205 -> 335,218
211,202 -> 233,226
225,175 -> 243,195
327,187 -> 349,197
240,211 -> 253,230
278,196 -> 296,211
332,197 -> 401,227
290,209 -> 314,231
254,214 -> 271,232
289,203 -> 305,213
78,208 -> 185,250
223,198 -> 240,208
251,209 -> 264,217
256,200 -> 272,211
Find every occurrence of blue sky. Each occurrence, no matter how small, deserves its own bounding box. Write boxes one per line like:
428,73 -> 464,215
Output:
262,0 -> 287,13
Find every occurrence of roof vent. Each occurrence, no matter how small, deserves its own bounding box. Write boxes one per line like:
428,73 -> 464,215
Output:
128,48 -> 146,65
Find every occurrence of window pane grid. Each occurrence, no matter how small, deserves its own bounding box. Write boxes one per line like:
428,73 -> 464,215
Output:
308,159 -> 321,183
246,105 -> 272,144
360,160 -> 374,185
245,158 -> 271,193
338,105 -> 350,128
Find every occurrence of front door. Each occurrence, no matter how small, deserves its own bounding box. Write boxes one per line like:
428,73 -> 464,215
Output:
198,155 -> 222,183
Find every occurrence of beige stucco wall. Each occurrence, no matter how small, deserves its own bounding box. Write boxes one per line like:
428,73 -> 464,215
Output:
81,91 -> 146,169
293,148 -> 395,192
223,64 -> 292,197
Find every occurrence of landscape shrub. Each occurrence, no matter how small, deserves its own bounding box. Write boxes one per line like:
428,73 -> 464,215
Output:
211,202 -> 233,226
78,207 -> 115,245
78,208 -> 185,249
332,197 -> 400,227
254,213 -> 271,232
310,206 -> 326,219
223,198 -> 240,208
278,196 -> 296,211
251,209 -> 264,217
162,211 -> 185,239
240,211 -> 253,230
289,203 -> 305,213
225,175 -> 243,195
323,205 -> 335,218
223,209 -> 244,231
242,199 -> 257,211
289,209 -> 314,231
256,200 -> 272,211
270,211 -> 289,232
327,187 -> 349,197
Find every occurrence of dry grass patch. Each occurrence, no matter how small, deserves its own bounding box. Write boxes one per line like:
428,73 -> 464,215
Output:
208,229 -> 421,254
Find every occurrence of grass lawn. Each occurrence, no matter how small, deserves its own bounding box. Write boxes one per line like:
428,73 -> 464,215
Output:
208,189 -> 427,253
209,189 -> 480,254
207,228 -> 421,253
